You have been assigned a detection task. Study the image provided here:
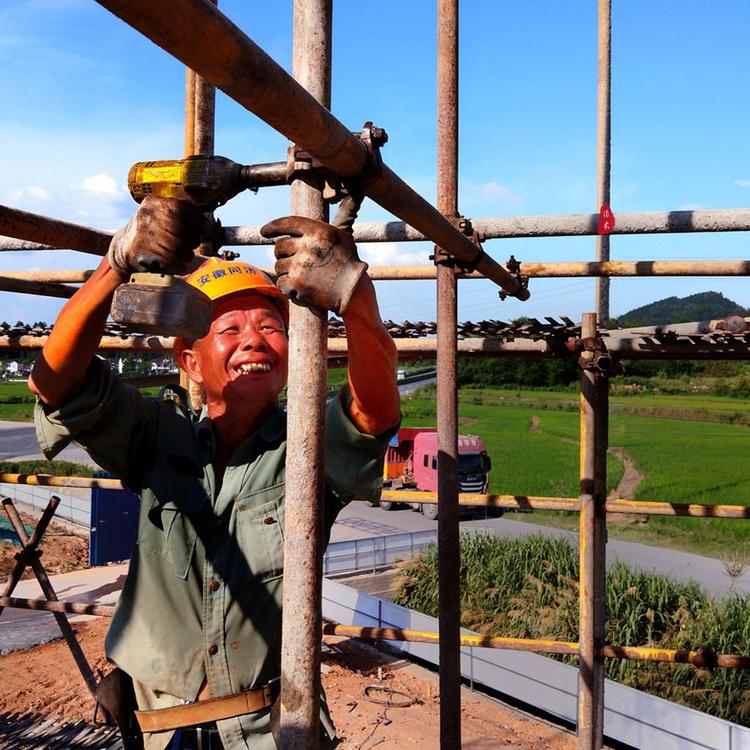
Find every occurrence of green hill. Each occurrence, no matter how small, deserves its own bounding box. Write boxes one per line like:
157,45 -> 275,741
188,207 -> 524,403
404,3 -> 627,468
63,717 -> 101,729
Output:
614,291 -> 747,327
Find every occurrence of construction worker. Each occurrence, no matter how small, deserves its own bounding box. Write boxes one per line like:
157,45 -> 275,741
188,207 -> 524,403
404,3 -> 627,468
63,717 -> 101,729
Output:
29,196 -> 401,750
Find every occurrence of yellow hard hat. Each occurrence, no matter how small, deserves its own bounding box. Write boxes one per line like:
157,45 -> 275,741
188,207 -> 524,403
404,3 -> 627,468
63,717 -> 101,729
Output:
185,257 -> 288,326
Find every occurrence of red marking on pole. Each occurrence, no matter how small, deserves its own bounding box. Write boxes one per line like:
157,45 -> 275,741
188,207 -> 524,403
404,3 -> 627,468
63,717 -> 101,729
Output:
598,204 -> 615,234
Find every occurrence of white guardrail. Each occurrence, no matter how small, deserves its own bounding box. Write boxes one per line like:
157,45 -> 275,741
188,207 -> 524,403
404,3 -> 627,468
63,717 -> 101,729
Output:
323,533 -> 750,750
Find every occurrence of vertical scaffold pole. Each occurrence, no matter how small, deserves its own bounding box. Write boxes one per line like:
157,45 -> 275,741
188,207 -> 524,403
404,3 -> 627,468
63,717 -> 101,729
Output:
182,2 -> 216,407
436,1 -> 461,747
578,312 -> 608,750
595,0 -> 612,324
280,1 -> 331,747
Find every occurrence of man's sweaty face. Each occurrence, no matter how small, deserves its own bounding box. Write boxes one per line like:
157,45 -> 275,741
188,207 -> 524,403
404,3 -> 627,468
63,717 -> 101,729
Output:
192,294 -> 288,407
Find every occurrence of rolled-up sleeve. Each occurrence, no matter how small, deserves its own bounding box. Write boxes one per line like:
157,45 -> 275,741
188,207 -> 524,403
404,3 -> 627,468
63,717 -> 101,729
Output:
324,386 -> 400,503
34,357 -> 159,489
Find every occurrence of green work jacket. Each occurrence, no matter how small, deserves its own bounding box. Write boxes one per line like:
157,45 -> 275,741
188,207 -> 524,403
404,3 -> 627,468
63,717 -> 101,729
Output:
35,358 -> 397,750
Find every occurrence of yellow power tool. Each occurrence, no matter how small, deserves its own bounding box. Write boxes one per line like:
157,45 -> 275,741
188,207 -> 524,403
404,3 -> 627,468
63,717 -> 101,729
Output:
111,155 -> 258,339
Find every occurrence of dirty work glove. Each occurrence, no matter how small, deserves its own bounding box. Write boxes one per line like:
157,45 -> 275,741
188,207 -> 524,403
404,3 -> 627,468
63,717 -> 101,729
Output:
107,195 -> 205,278
260,214 -> 368,315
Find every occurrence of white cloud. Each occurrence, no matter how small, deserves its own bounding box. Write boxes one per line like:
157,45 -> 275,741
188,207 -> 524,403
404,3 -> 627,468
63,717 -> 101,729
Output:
80,173 -> 122,196
480,181 -> 525,206
357,241 -> 432,267
26,185 -> 51,201
677,202 -> 704,211
735,179 -> 750,188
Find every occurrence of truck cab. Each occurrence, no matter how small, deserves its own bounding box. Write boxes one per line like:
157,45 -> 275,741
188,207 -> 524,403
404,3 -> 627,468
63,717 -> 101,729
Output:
380,427 -> 492,519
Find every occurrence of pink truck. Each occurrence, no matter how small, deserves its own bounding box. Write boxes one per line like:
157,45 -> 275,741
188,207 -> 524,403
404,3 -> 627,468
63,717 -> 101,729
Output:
376,427 -> 492,519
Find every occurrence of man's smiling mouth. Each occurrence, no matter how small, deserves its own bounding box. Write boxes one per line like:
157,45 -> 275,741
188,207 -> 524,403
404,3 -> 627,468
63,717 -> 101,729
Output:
234,362 -> 272,374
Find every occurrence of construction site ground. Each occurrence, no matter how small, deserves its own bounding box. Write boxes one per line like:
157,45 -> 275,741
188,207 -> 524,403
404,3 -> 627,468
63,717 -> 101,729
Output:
0,527 -> 581,749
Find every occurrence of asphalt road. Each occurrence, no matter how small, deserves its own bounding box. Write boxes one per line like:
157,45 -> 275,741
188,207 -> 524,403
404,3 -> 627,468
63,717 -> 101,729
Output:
0,420 -> 94,465
332,502 -> 750,599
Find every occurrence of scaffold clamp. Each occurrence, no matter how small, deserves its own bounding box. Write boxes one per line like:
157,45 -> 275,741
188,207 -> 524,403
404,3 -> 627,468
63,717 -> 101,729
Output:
498,254 -> 528,301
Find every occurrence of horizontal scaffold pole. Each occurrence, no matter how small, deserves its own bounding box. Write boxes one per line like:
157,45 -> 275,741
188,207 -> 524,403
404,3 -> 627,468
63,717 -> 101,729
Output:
0,276 -> 77,299
93,0 -> 528,301
4,260 -> 750,289
225,208 -> 750,245
0,205 -> 112,256
2,474 -> 748,519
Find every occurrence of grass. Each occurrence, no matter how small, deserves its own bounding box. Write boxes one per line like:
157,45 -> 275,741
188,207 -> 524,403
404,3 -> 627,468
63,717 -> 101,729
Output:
395,533 -> 750,726
0,460 -> 94,477
401,386 -> 750,557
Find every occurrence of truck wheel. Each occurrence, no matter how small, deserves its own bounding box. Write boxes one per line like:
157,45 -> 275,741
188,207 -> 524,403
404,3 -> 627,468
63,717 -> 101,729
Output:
421,503 -> 439,520
379,500 -> 394,511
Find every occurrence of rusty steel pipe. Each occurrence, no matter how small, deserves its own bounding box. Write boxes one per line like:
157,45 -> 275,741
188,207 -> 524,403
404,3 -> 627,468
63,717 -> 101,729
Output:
323,624 -> 750,669
0,596 -> 115,617
0,276 -> 77,299
0,270 -> 93,283
0,474 -> 124,490
577,313 -> 607,750
93,0 -> 528,301
278,2 -> 331,747
2,497 -> 98,695
595,0 -> 612,324
8,259 -> 750,286
0,204 -> 112,255
224,208 -> 750,246
435,1 -> 462,747
2,473 -> 749,520
0,236 -> 59,252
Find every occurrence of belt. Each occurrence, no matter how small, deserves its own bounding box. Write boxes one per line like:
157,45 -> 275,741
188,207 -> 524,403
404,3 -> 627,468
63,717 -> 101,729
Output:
136,680 -> 280,733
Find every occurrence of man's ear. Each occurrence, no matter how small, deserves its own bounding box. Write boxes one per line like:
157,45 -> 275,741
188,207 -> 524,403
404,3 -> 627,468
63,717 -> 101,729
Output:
176,347 -> 204,385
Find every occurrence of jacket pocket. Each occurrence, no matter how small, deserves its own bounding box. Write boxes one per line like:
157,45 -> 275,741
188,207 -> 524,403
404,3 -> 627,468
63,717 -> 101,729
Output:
235,486 -> 285,585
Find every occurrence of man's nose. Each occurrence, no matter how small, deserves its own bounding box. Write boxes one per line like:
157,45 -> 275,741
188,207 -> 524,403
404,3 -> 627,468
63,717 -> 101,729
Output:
240,326 -> 266,349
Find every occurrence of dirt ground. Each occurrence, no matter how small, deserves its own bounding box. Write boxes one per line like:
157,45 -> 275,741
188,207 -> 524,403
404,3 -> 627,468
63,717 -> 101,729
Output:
0,617 -> 577,749
0,511 -> 89,579
0,512 -> 577,748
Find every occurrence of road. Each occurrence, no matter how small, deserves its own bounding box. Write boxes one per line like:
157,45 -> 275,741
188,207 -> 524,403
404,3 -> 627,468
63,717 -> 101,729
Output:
0,420 -> 94,465
331,502 -> 750,599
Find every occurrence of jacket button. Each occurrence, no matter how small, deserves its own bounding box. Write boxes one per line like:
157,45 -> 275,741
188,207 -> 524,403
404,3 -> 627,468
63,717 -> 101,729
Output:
263,516 -> 276,525
208,644 -> 218,656
208,580 -> 219,592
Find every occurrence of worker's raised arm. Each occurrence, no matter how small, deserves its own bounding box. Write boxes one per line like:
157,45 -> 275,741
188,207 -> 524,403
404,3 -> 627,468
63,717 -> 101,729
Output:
29,197 -> 204,407
260,215 -> 401,435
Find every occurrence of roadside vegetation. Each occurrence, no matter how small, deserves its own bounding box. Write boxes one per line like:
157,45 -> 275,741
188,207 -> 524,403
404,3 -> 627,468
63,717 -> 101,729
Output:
395,533 -> 750,726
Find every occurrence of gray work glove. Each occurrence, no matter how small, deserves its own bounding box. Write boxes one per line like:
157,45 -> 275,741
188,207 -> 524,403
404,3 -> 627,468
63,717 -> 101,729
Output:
260,211 -> 368,314
107,195 -> 205,277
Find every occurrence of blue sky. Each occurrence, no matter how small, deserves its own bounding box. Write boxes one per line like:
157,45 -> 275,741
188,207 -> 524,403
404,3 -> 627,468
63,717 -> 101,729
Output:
1,0 -> 749,325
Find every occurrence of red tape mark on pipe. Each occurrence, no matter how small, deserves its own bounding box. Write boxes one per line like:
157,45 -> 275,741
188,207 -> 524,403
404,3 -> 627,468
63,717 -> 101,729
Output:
598,204 -> 616,234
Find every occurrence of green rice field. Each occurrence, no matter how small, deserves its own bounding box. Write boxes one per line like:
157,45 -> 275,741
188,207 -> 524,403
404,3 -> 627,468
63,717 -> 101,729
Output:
400,387 -> 750,557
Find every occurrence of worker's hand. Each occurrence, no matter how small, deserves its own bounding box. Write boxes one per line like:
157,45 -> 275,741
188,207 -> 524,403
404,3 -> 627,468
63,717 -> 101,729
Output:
107,196 -> 205,278
260,215 -> 368,314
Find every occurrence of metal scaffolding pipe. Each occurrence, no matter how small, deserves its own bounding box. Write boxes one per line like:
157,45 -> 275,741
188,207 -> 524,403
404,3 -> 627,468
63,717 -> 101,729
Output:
595,0 -> 612,323
0,276 -> 77,299
0,236 -> 58,252
1,473 -> 747,519
0,204 -> 112,255
94,0 -> 528,301
577,313 -> 607,750
323,624 -> 750,669
0,596 -> 115,617
222,208 -> 750,245
279,2 -> 331,746
435,1 -> 462,746
7,259 -> 750,286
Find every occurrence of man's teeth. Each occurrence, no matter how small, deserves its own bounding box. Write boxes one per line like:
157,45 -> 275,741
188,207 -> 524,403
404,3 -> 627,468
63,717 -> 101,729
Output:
236,363 -> 272,374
